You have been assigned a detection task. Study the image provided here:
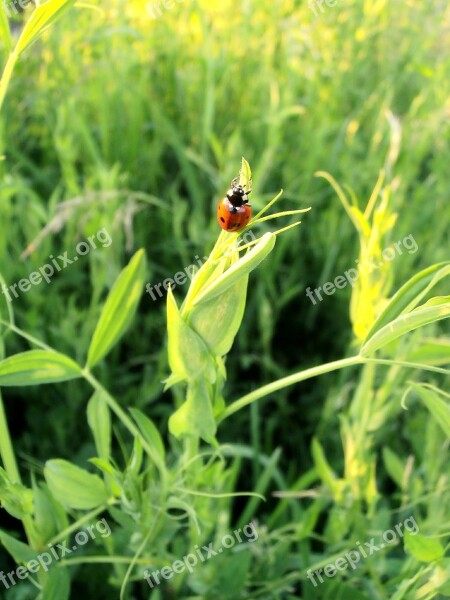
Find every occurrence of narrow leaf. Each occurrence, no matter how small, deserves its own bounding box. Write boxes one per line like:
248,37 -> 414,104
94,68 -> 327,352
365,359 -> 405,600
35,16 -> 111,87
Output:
364,262 -> 450,343
0,1 -> 12,53
192,232 -> 275,305
407,338 -> 450,366
411,383 -> 450,438
361,300 -> 450,356
15,0 -> 76,56
0,350 -> 81,386
129,408 -> 165,470
87,390 -> 111,462
239,156 -> 252,190
382,447 -> 405,487
41,568 -> 70,600
0,529 -> 36,563
87,249 -> 146,368
166,287 -> 216,384
311,438 -> 338,493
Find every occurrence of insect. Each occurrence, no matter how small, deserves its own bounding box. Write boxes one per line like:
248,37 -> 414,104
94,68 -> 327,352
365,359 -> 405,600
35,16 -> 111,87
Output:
217,177 -> 252,232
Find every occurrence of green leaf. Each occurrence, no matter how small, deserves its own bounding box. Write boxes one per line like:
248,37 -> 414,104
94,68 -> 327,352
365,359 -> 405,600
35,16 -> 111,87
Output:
0,1 -> 12,53
15,0 -> 76,56
87,390 -> 111,462
364,262 -> 450,343
411,383 -> 450,438
0,350 -> 82,386
127,435 -> 143,474
192,232 -> 276,306
323,582 -> 371,600
169,378 -> 217,444
311,438 -> 339,494
404,531 -> 445,562
0,529 -> 36,563
190,551 -> 251,599
239,156 -> 252,190
166,286 -> 216,384
0,468 -> 34,519
89,458 -> 122,497
33,482 -> 68,545
44,459 -> 109,509
382,447 -> 405,487
41,567 -> 71,600
89,457 -> 119,479
129,408 -> 165,471
407,337 -> 450,366
87,249 -> 146,368
188,274 -> 249,356
361,299 -> 450,356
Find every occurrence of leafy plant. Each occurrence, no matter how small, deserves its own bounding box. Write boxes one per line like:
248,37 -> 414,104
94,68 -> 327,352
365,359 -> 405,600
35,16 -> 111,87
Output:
1,2 -> 449,598
0,159 -> 448,598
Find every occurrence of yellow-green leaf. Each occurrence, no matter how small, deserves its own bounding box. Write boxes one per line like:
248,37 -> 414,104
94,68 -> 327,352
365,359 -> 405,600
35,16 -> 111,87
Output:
15,0 -> 76,56
166,286 -> 216,383
364,262 -> 450,344
169,378 -> 217,444
188,274 -> 249,357
404,531 -> 445,562
192,232 -> 275,306
239,156 -> 252,190
361,299 -> 450,356
0,2 -> 12,53
0,350 -> 81,386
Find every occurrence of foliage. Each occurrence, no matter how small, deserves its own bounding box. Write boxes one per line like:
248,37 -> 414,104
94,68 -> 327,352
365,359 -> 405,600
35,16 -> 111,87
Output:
0,1 -> 449,599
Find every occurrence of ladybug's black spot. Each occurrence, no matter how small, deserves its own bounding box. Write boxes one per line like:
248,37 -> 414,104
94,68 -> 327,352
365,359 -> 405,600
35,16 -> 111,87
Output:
220,217 -> 225,223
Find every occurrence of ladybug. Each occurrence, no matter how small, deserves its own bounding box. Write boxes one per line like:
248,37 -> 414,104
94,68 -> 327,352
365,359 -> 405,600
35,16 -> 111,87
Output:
217,177 -> 252,232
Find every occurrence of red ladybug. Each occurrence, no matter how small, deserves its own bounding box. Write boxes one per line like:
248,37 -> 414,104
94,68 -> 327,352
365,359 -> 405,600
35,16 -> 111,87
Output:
217,178 -> 252,232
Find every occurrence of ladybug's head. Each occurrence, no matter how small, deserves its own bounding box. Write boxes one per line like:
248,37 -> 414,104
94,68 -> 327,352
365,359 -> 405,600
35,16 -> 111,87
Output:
227,181 -> 250,206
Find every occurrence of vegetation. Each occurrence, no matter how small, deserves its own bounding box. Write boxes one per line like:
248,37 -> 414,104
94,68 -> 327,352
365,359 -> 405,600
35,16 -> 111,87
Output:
0,1 -> 449,598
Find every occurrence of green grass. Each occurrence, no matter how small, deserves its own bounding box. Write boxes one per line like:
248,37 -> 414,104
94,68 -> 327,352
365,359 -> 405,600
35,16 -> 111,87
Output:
0,0 -> 449,598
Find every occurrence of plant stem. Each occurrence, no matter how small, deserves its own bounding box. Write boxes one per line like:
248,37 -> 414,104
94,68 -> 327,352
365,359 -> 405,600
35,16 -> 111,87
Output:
219,355 -> 365,423
219,353 -> 450,424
